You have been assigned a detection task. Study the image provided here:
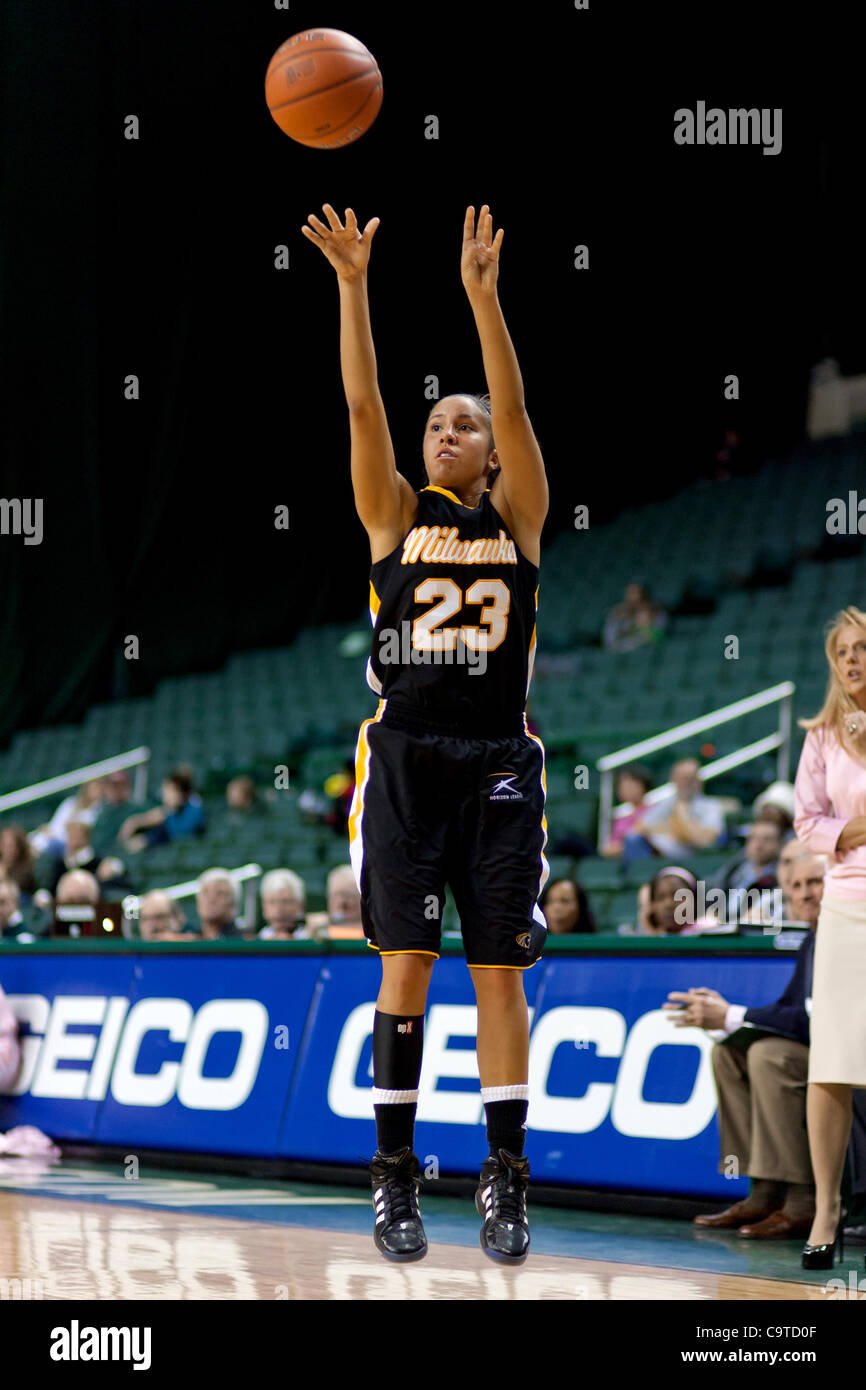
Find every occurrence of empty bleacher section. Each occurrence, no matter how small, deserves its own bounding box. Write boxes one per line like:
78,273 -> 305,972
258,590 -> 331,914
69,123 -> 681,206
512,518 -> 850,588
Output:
1,437 -> 864,932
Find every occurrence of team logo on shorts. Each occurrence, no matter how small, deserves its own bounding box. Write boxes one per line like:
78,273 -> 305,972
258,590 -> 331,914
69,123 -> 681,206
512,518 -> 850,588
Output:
487,772 -> 523,802
515,932 -> 533,950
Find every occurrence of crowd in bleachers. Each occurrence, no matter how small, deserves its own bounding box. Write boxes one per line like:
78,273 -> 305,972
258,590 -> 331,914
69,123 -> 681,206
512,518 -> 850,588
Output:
0,762 -> 363,944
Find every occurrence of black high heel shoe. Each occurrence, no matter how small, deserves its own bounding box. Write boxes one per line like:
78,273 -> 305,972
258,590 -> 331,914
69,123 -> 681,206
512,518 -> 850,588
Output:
802,1212 -> 845,1270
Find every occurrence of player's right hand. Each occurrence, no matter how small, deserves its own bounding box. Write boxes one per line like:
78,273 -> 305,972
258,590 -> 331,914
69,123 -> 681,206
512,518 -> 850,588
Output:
301,204 -> 380,280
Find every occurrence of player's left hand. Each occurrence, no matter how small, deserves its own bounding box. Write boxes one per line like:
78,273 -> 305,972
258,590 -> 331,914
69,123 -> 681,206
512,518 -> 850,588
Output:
461,205 -> 503,298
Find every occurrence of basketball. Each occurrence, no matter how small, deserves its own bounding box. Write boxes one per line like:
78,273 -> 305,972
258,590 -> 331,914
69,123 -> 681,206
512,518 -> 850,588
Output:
265,28 -> 382,149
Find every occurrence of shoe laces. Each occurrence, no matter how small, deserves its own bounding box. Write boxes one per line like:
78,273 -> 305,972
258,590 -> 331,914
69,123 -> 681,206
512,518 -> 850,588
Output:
376,1163 -> 419,1224
488,1171 -> 525,1225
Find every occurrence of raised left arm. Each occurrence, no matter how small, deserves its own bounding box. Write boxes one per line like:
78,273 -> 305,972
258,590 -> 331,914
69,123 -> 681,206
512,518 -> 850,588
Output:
462,206 -> 549,553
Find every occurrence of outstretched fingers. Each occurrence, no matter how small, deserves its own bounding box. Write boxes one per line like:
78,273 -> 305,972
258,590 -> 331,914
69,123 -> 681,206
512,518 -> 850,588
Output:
321,202 -> 343,231
306,211 -> 334,237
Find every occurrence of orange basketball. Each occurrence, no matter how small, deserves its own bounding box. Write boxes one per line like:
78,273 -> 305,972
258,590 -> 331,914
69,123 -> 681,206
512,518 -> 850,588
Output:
265,28 -> 382,150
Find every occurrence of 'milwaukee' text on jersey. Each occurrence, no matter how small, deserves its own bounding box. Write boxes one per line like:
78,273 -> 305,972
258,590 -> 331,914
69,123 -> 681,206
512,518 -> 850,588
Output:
365,485 -> 538,737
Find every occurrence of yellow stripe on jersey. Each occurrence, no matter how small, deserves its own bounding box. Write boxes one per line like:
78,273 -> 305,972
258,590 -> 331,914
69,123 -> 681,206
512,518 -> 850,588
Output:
421,484 -> 481,508
369,581 -> 381,625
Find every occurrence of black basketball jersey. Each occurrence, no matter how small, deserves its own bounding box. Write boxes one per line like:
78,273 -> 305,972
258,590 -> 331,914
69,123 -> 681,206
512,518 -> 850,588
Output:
365,484 -> 539,736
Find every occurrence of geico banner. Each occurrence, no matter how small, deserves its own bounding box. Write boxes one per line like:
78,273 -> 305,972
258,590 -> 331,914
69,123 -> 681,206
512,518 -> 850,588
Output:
0,954 -> 321,1155
0,948 -> 795,1194
281,953 -> 794,1197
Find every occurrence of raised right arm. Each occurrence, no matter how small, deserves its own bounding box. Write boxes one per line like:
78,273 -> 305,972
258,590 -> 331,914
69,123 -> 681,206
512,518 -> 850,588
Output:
302,206 -> 416,557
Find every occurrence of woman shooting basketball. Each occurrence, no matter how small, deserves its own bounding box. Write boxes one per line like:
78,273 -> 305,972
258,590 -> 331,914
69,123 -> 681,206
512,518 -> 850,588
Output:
302,202 -> 549,1264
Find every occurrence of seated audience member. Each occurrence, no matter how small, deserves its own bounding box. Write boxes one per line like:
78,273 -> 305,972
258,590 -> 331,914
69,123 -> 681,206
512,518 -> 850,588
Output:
50,869 -> 105,938
305,865 -> 364,939
29,780 -> 104,857
38,821 -> 132,898
752,781 -> 796,837
624,757 -> 724,864
540,877 -> 597,935
90,771 -> 148,859
119,769 -> 206,852
709,820 -> 780,902
0,878 -> 41,942
323,761 -> 356,837
137,890 -> 187,941
0,827 -> 37,902
225,776 -> 266,820
637,867 -> 701,935
55,869 -> 100,909
258,870 -> 307,939
599,766 -> 654,858
195,868 -> 247,939
603,584 -> 668,653
664,853 -> 827,1239
775,836 -> 807,918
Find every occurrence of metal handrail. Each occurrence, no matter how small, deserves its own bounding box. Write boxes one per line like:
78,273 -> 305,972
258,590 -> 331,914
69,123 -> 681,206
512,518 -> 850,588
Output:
596,682 -> 795,848
0,747 -> 151,814
122,863 -> 263,935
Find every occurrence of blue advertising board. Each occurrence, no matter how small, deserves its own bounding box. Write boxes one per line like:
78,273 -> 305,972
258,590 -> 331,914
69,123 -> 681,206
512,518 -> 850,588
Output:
0,946 -> 797,1196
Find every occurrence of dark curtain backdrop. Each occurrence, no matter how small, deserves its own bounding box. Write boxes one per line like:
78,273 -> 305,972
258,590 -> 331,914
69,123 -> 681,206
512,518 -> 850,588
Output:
2,0 -> 863,748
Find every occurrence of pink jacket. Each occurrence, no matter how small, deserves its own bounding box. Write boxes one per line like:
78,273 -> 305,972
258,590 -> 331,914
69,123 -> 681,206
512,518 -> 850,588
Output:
794,724 -> 866,899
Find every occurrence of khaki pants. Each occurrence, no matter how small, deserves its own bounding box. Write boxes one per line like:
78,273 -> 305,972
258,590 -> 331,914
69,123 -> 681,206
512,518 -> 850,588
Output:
712,1036 -> 813,1186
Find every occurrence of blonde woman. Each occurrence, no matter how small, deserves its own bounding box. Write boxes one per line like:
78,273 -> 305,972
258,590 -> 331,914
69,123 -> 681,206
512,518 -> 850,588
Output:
794,606 -> 866,1269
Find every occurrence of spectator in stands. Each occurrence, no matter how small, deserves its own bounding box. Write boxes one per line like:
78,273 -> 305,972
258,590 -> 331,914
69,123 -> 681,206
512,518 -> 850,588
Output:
225,776 -> 267,819
29,780 -> 104,857
0,878 -> 40,942
599,766 -> 654,857
668,853 -> 827,1240
0,827 -> 37,901
623,757 -> 724,864
118,769 -> 206,853
540,877 -> 597,935
776,837 -> 807,918
195,869 -> 247,939
637,867 -> 700,935
324,761 -> 356,837
138,890 -> 187,942
709,821 -> 781,911
305,865 -> 365,940
90,771 -> 148,859
50,869 -> 104,938
752,781 -> 796,837
55,869 -> 100,908
37,820 -> 131,898
258,870 -> 307,940
603,584 -> 668,653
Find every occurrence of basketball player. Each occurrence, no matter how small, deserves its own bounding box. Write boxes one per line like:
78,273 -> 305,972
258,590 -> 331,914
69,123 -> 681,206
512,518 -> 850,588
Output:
302,203 -> 549,1263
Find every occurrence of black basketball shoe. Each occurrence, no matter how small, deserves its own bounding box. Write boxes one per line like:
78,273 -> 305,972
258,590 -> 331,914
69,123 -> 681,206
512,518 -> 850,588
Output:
476,1149 -> 530,1263
370,1147 -> 428,1262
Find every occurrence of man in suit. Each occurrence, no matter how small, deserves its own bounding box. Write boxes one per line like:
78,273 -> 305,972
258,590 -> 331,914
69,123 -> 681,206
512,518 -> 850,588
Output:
665,853 -> 826,1240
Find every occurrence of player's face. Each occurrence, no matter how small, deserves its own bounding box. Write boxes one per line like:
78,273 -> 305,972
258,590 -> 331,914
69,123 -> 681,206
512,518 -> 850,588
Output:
424,397 -> 496,491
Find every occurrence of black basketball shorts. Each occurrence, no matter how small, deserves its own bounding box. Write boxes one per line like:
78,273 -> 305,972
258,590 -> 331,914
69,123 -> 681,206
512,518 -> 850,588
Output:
348,704 -> 549,968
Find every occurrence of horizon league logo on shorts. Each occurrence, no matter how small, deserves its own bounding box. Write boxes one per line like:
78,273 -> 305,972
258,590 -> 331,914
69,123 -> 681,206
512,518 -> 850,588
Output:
486,772 -> 523,802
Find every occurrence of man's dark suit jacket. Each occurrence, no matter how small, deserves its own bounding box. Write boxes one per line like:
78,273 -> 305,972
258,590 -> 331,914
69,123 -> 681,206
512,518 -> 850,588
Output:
739,928 -> 815,1046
